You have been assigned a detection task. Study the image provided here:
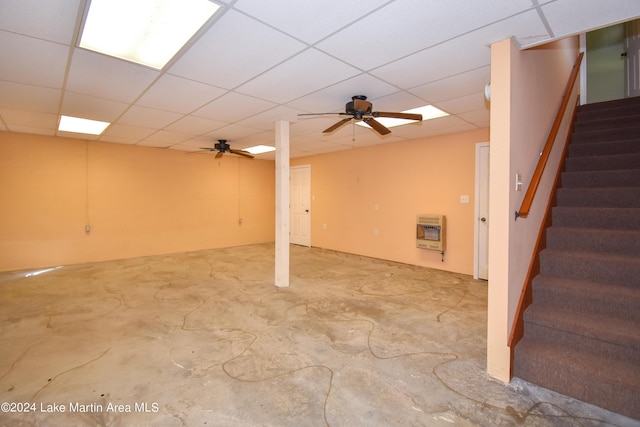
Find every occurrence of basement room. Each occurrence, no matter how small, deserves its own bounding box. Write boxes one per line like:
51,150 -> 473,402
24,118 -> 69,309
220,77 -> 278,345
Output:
1,0 -> 639,425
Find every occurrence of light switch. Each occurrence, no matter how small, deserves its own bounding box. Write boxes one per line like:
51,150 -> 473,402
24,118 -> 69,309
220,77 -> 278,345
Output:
460,195 -> 470,204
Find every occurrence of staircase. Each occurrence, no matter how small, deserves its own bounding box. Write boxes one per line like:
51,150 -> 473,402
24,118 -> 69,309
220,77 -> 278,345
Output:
513,96 -> 640,420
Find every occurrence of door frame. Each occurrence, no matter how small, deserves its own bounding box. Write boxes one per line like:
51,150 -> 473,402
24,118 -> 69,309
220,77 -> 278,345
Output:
474,142 -> 489,280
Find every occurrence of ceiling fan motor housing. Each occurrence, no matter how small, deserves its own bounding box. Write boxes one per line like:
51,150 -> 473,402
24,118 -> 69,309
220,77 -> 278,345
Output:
345,95 -> 372,119
215,139 -> 230,152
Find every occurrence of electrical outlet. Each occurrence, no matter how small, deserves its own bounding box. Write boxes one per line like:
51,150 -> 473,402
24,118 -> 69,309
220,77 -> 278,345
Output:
373,228 -> 379,236
322,224 -> 327,230
460,195 -> 470,204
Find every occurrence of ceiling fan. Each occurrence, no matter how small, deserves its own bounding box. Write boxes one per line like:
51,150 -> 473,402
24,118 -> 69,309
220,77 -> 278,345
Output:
298,95 -> 423,135
198,139 -> 254,159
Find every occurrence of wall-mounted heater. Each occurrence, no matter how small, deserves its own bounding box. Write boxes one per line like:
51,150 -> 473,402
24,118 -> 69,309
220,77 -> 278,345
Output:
416,214 -> 445,251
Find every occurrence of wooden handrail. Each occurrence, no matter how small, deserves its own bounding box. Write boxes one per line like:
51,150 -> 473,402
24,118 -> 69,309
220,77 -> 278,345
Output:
515,52 -> 584,219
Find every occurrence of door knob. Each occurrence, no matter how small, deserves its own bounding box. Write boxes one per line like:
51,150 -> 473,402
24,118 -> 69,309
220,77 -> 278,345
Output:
480,217 -> 486,222
305,209 -> 309,213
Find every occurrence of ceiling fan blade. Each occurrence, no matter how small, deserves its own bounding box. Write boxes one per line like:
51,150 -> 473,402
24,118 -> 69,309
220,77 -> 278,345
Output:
373,111 -> 423,121
215,151 -> 223,159
323,117 -> 352,133
363,117 -> 391,135
298,112 -> 349,116
229,149 -> 255,159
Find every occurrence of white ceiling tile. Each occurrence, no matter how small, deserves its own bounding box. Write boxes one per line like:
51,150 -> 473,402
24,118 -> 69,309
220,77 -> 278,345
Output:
168,9 -> 306,89
0,81 -> 60,113
233,0 -> 389,44
0,108 -> 58,133
141,130 -> 193,146
99,136 -> 140,145
369,92 -> 432,112
170,143 -> 198,152
233,130 -> 275,149
137,140 -> 173,148
369,37 -> 490,90
165,116 -> 228,135
176,137 -> 214,150
61,92 -> 129,122
193,92 -> 276,123
392,115 -> 477,139
436,92 -> 487,115
235,49 -> 361,104
100,124 -> 156,142
204,123 -> 265,141
370,10 -> 548,89
116,106 -> 182,129
0,0 -> 81,44
0,31 -> 69,88
291,116 -> 345,136
236,105 -> 306,130
316,0 -> 534,71
287,74 -> 400,114
136,75 -> 227,114
7,126 -> 54,136
66,49 -> 159,103
409,66 -> 490,103
537,0 -> 640,47
458,109 -> 490,127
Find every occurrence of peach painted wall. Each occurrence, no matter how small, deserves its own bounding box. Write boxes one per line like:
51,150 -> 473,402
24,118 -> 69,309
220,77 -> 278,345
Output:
292,128 -> 489,275
0,132 -> 275,272
486,37 -> 580,381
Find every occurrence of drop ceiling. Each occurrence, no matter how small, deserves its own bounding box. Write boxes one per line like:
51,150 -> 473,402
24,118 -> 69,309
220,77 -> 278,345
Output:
1,0 -> 639,159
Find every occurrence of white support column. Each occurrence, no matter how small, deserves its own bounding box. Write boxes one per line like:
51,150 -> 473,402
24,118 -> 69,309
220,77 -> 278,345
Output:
274,120 -> 290,288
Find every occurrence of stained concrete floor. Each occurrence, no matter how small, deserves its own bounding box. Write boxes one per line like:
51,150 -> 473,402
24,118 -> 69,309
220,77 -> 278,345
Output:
0,243 -> 637,427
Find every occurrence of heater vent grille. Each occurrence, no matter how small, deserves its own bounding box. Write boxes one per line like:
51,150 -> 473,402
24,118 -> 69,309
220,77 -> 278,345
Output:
416,214 -> 445,251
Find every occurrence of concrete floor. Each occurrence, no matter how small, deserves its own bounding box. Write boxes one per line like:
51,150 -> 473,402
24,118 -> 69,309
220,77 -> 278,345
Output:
0,243 -> 637,427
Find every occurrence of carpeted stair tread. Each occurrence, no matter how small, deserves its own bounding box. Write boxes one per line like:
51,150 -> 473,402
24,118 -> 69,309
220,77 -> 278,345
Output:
564,152 -> 640,171
560,169 -> 640,188
573,113 -> 640,132
539,248 -> 640,288
568,139 -> 640,157
556,187 -> 640,208
545,226 -> 640,256
571,126 -> 640,144
551,206 -> 640,230
513,338 -> 640,420
532,275 -> 640,322
524,303 -> 640,350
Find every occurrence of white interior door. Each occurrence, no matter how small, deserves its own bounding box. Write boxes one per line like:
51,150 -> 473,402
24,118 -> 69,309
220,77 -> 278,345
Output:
625,19 -> 640,97
474,143 -> 489,280
290,165 -> 311,247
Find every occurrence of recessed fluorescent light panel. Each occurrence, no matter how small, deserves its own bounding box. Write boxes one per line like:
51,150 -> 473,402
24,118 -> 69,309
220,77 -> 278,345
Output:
79,0 -> 220,69
58,115 -> 110,135
357,105 -> 449,129
244,145 -> 276,155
